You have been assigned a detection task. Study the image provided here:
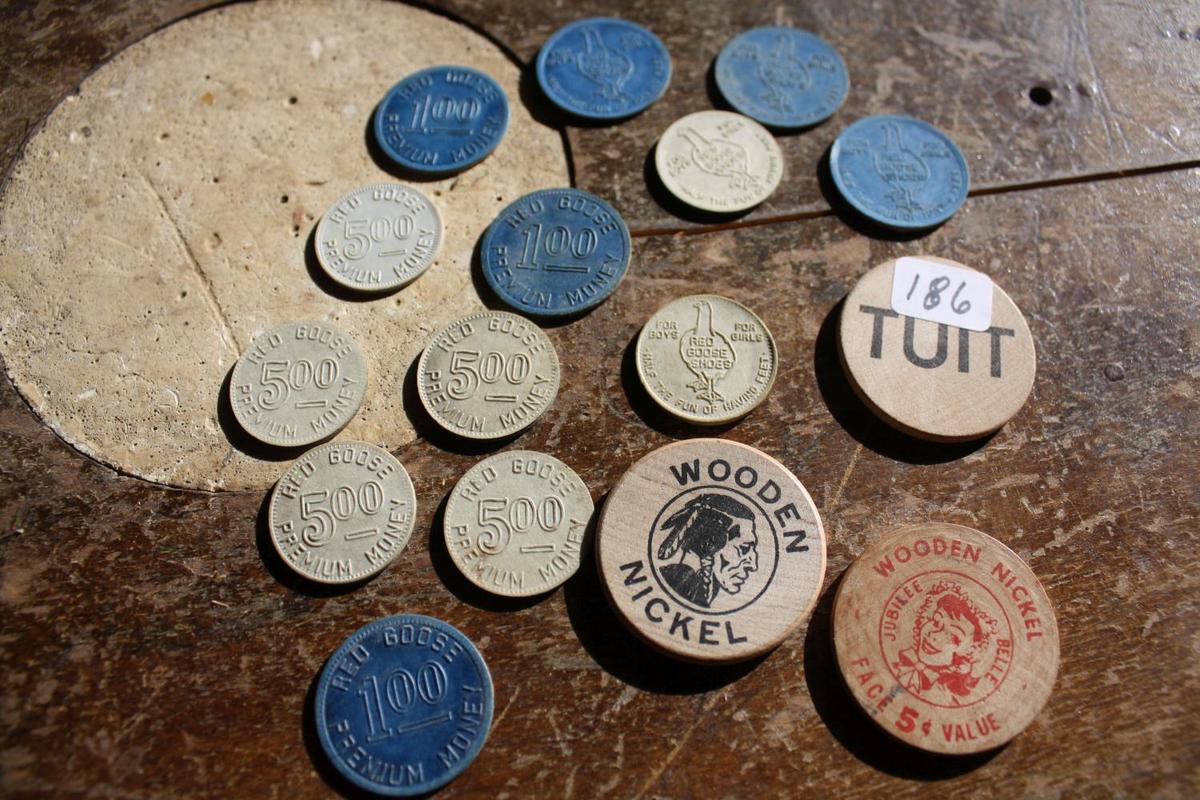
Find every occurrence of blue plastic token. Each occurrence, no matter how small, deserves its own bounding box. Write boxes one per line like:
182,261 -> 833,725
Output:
536,17 -> 671,120
714,27 -> 849,129
374,66 -> 509,174
829,115 -> 970,230
315,614 -> 494,796
480,188 -> 631,316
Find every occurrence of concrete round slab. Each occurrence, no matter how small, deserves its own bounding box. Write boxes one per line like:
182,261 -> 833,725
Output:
0,0 -> 569,490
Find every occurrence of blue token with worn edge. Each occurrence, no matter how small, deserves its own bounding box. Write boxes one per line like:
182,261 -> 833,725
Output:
715,27 -> 849,129
315,614 -> 494,797
536,17 -> 671,120
481,188 -> 631,316
829,114 -> 970,230
374,65 -> 508,174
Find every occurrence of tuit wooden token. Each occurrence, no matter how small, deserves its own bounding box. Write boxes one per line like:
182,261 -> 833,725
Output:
838,257 -> 1036,441
832,522 -> 1060,755
596,439 -> 826,663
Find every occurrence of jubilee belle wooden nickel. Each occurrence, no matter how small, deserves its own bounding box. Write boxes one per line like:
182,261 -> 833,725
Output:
838,257 -> 1036,441
833,522 -> 1060,755
597,439 -> 826,663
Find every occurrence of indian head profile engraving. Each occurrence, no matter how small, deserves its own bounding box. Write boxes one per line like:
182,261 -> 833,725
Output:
891,579 -> 1003,707
655,493 -> 759,609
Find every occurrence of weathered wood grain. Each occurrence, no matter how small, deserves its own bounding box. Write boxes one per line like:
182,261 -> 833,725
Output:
1,2 -> 1198,798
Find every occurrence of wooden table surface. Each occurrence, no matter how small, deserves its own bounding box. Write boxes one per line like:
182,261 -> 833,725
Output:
2,1 -> 1198,797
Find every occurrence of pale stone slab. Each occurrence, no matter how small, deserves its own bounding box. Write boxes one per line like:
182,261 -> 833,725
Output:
0,0 -> 569,490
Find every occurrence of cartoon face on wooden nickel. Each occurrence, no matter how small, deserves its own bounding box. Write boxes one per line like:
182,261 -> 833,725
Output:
444,450 -> 593,596
838,257 -> 1035,441
315,183 -> 442,293
597,439 -> 826,663
636,294 -> 778,425
417,311 -> 560,440
229,320 -> 367,448
832,522 -> 1060,754
655,110 -> 783,213
269,442 -> 416,584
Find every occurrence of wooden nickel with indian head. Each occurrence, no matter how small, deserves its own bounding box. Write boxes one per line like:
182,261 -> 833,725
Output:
838,256 -> 1036,441
597,439 -> 826,663
832,522 -> 1060,755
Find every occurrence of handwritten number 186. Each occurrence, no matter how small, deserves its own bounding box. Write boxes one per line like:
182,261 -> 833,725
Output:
905,273 -> 972,315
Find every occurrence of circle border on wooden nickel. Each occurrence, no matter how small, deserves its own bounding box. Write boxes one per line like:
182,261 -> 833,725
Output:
596,438 -> 826,663
416,310 -> 561,441
229,320 -> 367,448
837,257 -> 1036,441
444,450 -> 594,597
314,183 -> 443,293
268,441 -> 416,584
636,294 -> 779,425
832,522 -> 1060,755
655,110 -> 784,213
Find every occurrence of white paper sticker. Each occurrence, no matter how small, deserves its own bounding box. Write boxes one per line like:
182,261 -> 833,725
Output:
890,257 -> 994,332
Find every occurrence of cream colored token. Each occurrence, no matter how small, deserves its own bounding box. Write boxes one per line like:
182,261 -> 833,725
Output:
444,450 -> 593,596
833,522 -> 1060,755
655,110 -> 783,213
417,311 -> 560,440
838,257 -> 1036,441
636,295 -> 778,425
597,439 -> 826,663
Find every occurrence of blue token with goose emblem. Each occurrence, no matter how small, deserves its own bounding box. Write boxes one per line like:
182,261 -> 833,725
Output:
315,614 -> 494,796
536,17 -> 671,120
374,65 -> 509,174
715,27 -> 849,129
480,188 -> 631,317
829,115 -> 969,230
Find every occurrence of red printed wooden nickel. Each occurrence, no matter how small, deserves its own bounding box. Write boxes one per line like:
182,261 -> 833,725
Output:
838,257 -> 1036,441
597,439 -> 826,663
833,522 -> 1060,754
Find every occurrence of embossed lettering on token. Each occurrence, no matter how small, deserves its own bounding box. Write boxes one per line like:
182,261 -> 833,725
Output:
636,295 -> 778,425
374,65 -> 509,174
444,450 -> 593,596
596,439 -> 826,663
536,17 -> 671,120
655,110 -> 783,213
269,442 -> 415,584
480,188 -> 631,317
417,311 -> 560,440
316,614 -> 493,795
229,320 -> 367,448
833,522 -> 1060,755
715,27 -> 849,129
315,184 -> 442,293
838,257 -> 1035,441
830,115 -> 969,229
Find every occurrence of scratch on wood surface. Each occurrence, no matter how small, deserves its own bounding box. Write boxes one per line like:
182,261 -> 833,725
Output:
136,169 -> 241,355
632,694 -> 720,800
492,687 -> 520,731
829,443 -> 864,510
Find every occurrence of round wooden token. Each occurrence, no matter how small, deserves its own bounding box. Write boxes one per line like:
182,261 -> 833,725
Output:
838,257 -> 1036,441
596,439 -> 826,663
832,522 -> 1060,755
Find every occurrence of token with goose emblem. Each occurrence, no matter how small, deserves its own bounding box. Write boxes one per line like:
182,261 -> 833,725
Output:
655,110 -> 783,213
636,294 -> 778,425
830,114 -> 969,229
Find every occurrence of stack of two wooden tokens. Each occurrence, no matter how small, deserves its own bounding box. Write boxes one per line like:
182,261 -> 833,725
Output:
597,255 -> 1059,756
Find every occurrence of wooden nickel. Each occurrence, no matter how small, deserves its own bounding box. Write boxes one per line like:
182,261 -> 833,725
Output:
832,522 -> 1060,755
596,438 -> 826,663
838,257 -> 1035,441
